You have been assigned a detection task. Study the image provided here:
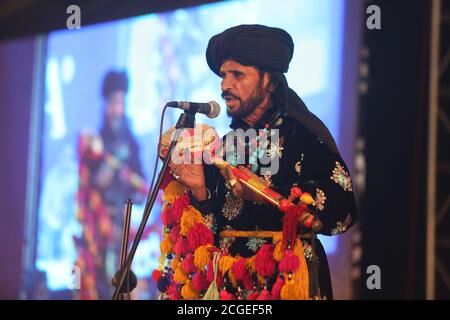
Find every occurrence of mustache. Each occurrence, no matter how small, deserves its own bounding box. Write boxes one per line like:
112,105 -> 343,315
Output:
221,91 -> 239,100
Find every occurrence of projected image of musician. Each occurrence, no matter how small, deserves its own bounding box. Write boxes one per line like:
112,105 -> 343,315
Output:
75,70 -> 147,299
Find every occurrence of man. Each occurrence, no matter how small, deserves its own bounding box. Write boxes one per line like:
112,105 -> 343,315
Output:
168,25 -> 357,299
76,70 -> 146,299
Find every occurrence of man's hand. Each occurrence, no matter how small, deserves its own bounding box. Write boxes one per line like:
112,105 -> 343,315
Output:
169,162 -> 207,201
220,165 -> 265,203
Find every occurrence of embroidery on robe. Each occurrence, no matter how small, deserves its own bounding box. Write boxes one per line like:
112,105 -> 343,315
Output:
294,153 -> 305,175
222,191 -> 245,221
219,226 -> 236,253
204,213 -> 217,234
330,161 -> 353,191
331,214 -> 352,235
314,188 -> 327,211
246,237 -> 267,253
303,242 -> 314,261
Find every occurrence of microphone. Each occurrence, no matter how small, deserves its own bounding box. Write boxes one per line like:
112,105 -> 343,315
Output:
166,101 -> 221,119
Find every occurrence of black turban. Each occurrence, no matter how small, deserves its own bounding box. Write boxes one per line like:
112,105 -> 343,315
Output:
206,24 -> 294,76
102,70 -> 129,99
206,24 -> 339,154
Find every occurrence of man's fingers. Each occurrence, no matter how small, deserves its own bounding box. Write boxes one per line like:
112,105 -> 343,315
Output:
226,165 -> 236,180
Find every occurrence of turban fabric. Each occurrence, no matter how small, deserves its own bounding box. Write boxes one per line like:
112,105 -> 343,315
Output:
206,24 -> 339,154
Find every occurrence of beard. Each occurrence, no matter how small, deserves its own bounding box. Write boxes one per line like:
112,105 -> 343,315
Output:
223,81 -> 266,120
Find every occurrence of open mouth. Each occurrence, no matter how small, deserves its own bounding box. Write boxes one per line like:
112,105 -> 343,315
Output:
223,95 -> 238,108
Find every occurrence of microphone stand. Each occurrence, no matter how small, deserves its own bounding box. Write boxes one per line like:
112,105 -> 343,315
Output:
111,199 -> 137,300
112,108 -> 196,300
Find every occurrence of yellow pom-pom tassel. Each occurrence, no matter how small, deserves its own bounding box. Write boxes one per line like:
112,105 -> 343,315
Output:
280,240 -> 310,300
293,239 -> 304,257
180,205 -> 203,236
273,240 -> 284,262
194,245 -> 212,271
173,266 -> 188,284
162,180 -> 187,204
218,255 -> 236,276
160,233 -> 174,255
171,257 -> 180,270
181,279 -> 199,300
280,271 -> 309,300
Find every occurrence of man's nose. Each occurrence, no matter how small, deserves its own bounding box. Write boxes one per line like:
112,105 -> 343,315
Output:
221,75 -> 233,92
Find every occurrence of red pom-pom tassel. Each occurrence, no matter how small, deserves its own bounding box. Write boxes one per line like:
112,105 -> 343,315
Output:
191,272 -> 210,292
278,250 -> 300,274
181,253 -> 197,274
187,223 -> 214,252
161,206 -> 175,226
171,193 -> 190,222
220,289 -> 236,300
271,276 -> 285,300
174,236 -> 190,256
152,269 -> 162,283
255,244 -> 276,278
170,225 -> 180,243
257,288 -> 272,300
282,205 -> 306,248
231,258 -> 253,290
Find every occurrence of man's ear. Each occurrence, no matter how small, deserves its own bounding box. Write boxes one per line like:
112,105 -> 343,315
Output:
263,73 -> 274,93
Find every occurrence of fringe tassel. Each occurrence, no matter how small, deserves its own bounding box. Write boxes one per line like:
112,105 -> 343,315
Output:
273,240 -> 284,262
181,279 -> 199,300
171,193 -> 190,223
191,272 -> 209,292
162,181 -> 187,204
160,233 -> 174,255
180,206 -> 203,236
194,245 -> 212,271
173,266 -> 188,285
257,288 -> 272,300
187,223 -> 214,251
271,276 -> 285,300
181,253 -> 197,275
255,244 -> 276,278
219,255 -> 236,276
173,236 -> 190,257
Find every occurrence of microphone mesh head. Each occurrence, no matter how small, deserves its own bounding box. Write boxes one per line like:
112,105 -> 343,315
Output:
208,101 -> 221,119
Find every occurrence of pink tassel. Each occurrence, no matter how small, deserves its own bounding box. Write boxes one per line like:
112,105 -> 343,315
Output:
170,225 -> 180,243
161,206 -> 174,226
181,253 -> 197,274
187,223 -> 214,252
257,288 -> 272,300
246,292 -> 259,300
206,260 -> 223,289
171,193 -> 190,222
278,250 -> 300,274
174,236 -> 190,256
231,258 -> 253,290
160,169 -> 173,190
255,244 -> 276,278
166,283 -> 180,300
220,289 -> 236,300
282,205 -> 307,249
191,272 -> 210,292
152,269 -> 162,283
271,276 -> 285,300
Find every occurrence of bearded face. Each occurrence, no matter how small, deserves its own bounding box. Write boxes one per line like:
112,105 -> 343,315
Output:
220,60 -> 271,120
